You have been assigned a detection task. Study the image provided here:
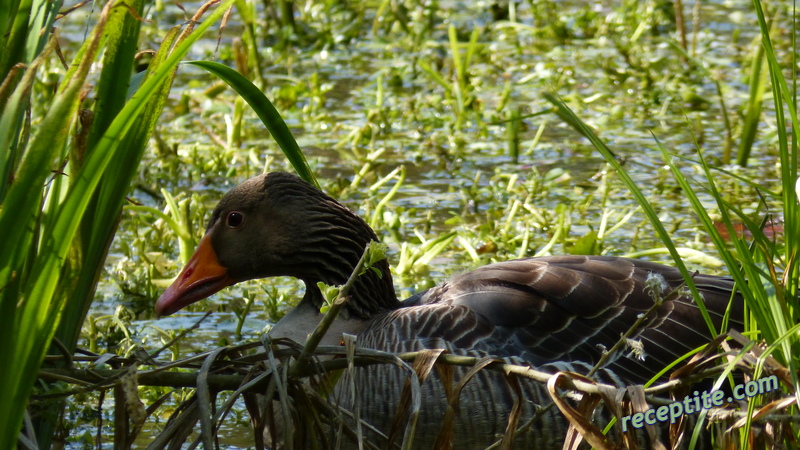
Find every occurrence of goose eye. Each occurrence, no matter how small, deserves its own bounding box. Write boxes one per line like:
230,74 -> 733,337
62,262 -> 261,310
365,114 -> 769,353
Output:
226,211 -> 245,228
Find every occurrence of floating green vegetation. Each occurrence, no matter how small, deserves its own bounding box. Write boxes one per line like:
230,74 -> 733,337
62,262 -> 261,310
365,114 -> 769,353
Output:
3,0 -> 798,448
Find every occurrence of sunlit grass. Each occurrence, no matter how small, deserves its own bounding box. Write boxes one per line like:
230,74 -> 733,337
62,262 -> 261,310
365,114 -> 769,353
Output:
543,1 -> 799,445
0,0 -> 236,446
4,0 -> 797,447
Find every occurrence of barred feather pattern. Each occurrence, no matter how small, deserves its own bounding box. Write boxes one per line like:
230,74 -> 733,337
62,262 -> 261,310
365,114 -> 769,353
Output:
340,256 -> 741,448
324,256 -> 741,449
195,172 -> 743,448
205,172 -> 397,317
330,348 -> 608,449
360,255 -> 744,384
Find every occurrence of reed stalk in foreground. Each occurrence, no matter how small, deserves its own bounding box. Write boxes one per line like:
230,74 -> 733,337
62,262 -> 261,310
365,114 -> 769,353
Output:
0,0 -> 238,446
544,2 -> 799,445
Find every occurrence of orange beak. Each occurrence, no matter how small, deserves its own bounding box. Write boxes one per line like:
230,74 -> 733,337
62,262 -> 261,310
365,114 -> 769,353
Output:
155,234 -> 235,317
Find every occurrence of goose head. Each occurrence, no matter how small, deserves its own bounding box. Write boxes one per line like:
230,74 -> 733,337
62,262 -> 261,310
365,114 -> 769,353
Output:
155,172 -> 398,319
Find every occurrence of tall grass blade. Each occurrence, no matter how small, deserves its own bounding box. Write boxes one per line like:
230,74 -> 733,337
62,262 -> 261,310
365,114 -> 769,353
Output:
737,43 -> 767,166
0,0 -> 23,53
57,8 -> 182,357
0,0 -> 31,77
542,92 -> 716,333
0,35 -> 57,203
24,0 -> 61,64
187,60 -> 318,187
752,0 -> 800,433
0,0 -> 116,444
0,0 -> 235,446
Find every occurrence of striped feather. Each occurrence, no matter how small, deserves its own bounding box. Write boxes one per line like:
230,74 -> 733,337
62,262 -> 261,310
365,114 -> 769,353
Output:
175,172 -> 743,448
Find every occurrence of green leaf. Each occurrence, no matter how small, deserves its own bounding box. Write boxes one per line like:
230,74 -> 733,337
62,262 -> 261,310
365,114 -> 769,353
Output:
186,60 -> 318,188
0,0 -> 235,446
543,92 -> 716,335
568,230 -> 598,255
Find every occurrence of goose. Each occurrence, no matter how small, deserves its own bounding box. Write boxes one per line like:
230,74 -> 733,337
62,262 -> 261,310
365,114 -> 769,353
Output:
155,171 -> 744,448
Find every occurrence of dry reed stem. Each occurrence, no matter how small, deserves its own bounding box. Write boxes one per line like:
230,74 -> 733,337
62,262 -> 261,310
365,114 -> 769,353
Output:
35,332 -> 799,449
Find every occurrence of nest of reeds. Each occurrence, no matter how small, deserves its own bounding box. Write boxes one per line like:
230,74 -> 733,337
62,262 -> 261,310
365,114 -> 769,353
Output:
30,315 -> 799,449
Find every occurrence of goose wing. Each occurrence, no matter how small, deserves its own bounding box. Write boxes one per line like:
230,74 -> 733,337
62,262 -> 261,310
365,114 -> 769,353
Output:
361,255 -> 742,383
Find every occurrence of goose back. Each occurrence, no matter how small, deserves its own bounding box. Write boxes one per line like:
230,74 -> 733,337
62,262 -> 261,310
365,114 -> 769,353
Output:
359,255 -> 742,384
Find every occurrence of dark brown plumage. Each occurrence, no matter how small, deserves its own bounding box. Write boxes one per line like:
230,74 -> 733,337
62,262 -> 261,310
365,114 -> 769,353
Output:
156,171 -> 743,448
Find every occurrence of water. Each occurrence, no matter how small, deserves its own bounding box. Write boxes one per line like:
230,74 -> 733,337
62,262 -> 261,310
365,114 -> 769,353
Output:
56,0 -> 787,446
